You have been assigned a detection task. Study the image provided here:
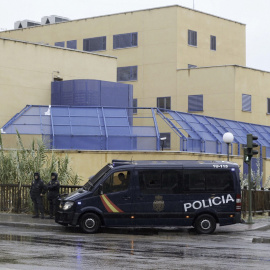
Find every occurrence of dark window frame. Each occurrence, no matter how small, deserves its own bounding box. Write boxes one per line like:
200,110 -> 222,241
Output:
113,32 -> 138,49
160,132 -> 171,149
83,36 -> 106,52
117,66 -> 138,82
267,98 -> 270,114
210,35 -> 216,51
242,94 -> 251,112
133,99 -> 138,114
157,97 -> 171,111
188,95 -> 203,112
67,40 -> 77,49
55,41 -> 65,47
188,30 -> 197,47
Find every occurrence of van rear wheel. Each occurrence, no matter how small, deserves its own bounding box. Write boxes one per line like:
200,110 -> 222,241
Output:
80,213 -> 101,233
195,214 -> 216,234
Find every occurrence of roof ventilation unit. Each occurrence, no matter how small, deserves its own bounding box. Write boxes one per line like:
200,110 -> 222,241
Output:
14,20 -> 41,29
41,15 -> 70,25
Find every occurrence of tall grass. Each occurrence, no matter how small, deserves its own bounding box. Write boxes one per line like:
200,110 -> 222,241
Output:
0,131 -> 80,185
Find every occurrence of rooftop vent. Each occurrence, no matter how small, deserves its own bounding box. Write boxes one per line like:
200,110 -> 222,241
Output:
14,20 -> 41,29
41,15 -> 70,25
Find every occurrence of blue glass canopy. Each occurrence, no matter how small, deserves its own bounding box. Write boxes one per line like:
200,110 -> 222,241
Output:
1,105 -> 270,157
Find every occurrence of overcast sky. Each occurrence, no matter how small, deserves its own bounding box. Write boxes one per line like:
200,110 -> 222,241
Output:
0,0 -> 269,71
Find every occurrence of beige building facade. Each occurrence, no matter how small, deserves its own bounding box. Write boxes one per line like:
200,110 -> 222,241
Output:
177,65 -> 270,125
0,37 -> 117,127
1,5 -> 270,186
0,5 -> 246,117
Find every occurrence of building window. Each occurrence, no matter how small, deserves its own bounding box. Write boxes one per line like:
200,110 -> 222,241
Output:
242,94 -> 251,112
188,95 -> 203,112
83,36 -> 106,52
113,32 -> 138,49
157,97 -> 171,111
160,132 -> 171,149
210,35 -> 216,51
67,40 -> 77,49
188,30 -> 197,46
133,99 -> 138,114
55,41 -> 65,47
268,98 -> 270,114
188,64 -> 197,69
117,66 -> 137,82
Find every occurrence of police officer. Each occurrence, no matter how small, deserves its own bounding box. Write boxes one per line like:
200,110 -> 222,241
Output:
30,172 -> 47,219
47,172 -> 60,219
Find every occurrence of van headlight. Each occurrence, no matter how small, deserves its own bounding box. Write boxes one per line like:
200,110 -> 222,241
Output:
63,201 -> 74,210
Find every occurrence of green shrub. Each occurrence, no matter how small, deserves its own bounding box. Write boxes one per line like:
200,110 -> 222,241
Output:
0,131 -> 80,185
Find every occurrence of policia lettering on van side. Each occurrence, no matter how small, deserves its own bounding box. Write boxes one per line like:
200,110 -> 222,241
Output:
55,160 -> 242,234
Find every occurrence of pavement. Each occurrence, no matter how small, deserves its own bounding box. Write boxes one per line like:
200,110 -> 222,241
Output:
0,212 -> 269,234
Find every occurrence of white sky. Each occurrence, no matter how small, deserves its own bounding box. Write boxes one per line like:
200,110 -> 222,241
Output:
0,0 -> 269,71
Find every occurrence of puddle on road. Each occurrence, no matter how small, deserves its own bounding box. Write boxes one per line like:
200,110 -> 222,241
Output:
0,233 -> 79,248
0,258 -> 18,264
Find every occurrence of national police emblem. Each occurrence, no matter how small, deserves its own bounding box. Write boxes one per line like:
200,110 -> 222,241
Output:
153,195 -> 164,212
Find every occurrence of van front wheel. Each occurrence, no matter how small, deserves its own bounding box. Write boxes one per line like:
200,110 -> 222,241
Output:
195,214 -> 216,234
80,213 -> 101,233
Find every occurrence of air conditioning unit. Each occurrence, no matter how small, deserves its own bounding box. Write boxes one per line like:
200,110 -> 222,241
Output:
14,20 -> 41,29
41,15 -> 70,25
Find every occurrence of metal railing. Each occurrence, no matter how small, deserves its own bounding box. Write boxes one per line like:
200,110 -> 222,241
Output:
0,184 -> 81,213
0,184 -> 269,215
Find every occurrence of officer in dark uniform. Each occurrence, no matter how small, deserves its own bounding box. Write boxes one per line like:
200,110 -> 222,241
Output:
47,172 -> 60,219
30,172 -> 47,219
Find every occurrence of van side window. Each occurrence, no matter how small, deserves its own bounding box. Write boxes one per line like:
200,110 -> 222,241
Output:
183,170 -> 234,192
139,170 -> 183,194
205,171 -> 234,192
103,171 -> 130,194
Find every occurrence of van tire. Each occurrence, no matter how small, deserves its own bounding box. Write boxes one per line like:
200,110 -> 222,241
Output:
195,214 -> 216,234
80,213 -> 101,233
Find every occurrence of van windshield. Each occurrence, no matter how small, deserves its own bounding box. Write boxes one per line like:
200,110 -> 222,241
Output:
83,164 -> 113,191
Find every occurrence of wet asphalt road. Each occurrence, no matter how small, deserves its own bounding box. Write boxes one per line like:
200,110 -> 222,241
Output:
0,224 -> 270,270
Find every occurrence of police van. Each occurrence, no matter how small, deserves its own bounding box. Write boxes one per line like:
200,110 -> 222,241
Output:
55,160 -> 242,234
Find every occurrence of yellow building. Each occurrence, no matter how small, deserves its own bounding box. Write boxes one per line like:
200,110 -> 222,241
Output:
1,5 -> 270,186
0,5 -> 246,118
177,65 -> 270,125
0,37 -> 117,127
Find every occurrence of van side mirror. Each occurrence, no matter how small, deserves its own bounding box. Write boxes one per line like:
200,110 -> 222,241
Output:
98,184 -> 103,195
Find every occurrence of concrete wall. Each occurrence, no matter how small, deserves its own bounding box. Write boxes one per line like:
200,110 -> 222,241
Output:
0,38 -> 117,127
16,149 -> 270,187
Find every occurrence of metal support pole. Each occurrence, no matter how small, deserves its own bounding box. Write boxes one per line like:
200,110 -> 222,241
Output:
247,161 -> 254,224
227,143 -> 229,161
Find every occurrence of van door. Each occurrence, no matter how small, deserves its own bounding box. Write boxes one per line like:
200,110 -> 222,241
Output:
100,170 -> 133,227
132,168 -> 184,226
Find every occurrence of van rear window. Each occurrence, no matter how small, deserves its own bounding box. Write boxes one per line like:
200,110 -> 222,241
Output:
183,170 -> 234,192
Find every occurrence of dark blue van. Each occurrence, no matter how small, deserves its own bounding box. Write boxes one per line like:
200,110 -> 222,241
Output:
55,160 -> 242,234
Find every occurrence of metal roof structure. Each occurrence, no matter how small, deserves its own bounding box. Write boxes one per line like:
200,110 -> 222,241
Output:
1,105 -> 269,158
